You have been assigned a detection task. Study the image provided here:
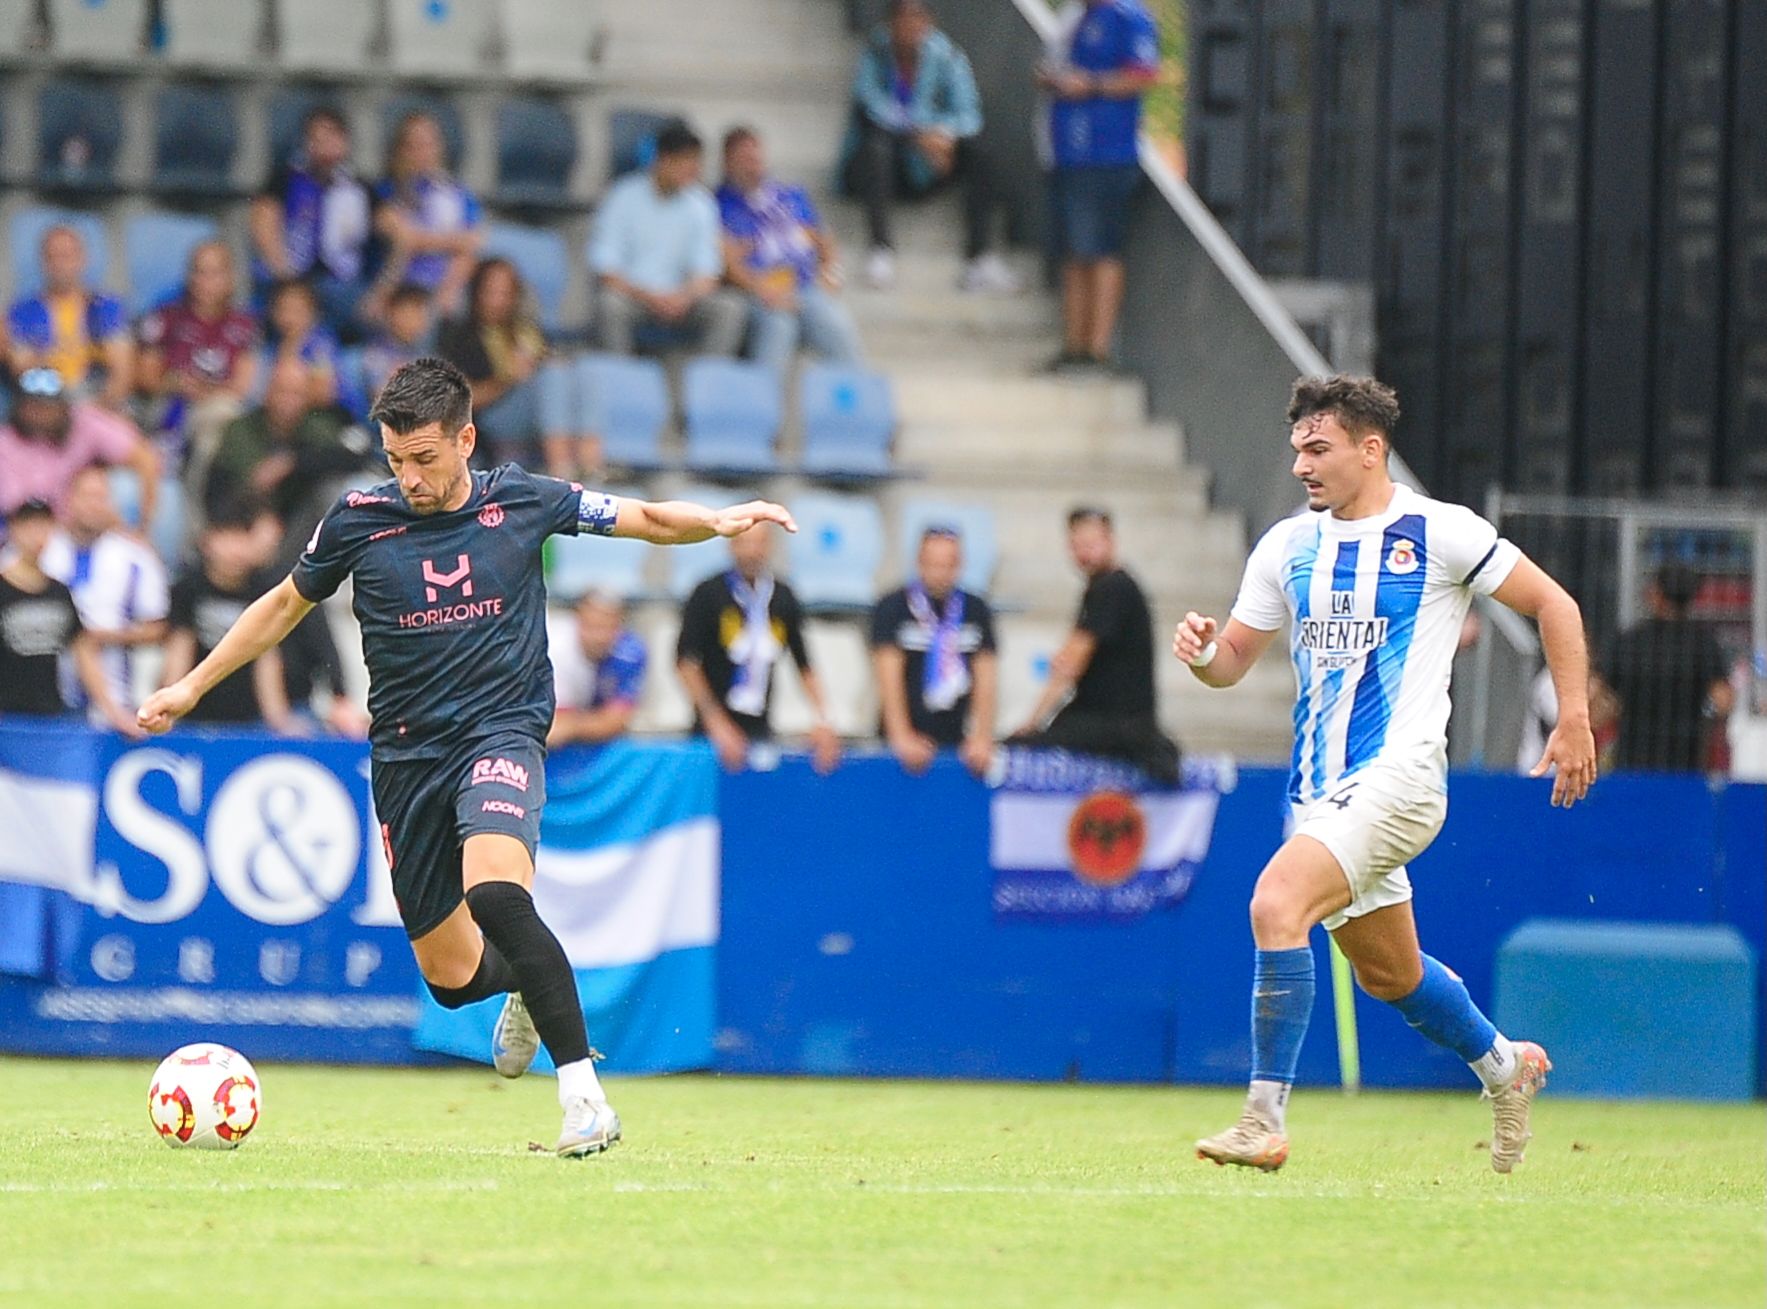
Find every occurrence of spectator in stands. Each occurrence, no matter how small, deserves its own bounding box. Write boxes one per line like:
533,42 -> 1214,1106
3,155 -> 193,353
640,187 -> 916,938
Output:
162,499 -> 293,730
205,357 -> 370,561
369,112 -> 483,319
4,224 -> 134,410
1009,507 -> 1178,781
1517,636 -> 1619,776
1604,563 -> 1735,772
0,368 -> 159,526
1036,0 -> 1161,374
249,105 -> 373,336
0,498 -> 140,733
547,590 -> 648,747
359,282 -> 434,410
136,240 -> 261,504
871,525 -> 998,776
589,120 -> 746,359
436,257 -> 560,467
840,0 -> 1017,293
40,464 -> 170,719
717,126 -> 865,375
264,278 -> 341,409
677,524 -> 841,773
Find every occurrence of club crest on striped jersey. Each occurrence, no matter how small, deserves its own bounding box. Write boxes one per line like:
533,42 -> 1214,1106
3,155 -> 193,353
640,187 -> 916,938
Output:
1385,538 -> 1420,575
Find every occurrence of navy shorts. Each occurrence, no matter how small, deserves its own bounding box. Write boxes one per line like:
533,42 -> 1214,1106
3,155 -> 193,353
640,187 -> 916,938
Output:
371,732 -> 548,939
1049,164 -> 1142,260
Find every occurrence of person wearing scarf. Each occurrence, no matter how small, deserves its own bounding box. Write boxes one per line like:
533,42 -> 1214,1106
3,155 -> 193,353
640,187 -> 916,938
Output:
677,523 -> 841,773
870,526 -> 998,776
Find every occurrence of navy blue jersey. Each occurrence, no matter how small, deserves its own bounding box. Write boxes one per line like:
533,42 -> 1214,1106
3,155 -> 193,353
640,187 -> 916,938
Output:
290,464 -> 619,760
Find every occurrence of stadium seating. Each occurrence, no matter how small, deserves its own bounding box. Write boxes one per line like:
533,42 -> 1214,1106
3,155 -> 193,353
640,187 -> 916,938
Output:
151,83 -> 240,198
380,93 -> 466,172
545,488 -> 654,602
480,222 -> 570,332
275,0 -> 377,75
36,78 -> 123,192
574,354 -> 673,472
9,205 -> 109,298
683,359 -> 784,477
386,0 -> 495,77
666,484 -> 742,599
266,85 -> 338,172
771,620 -> 877,737
159,0 -> 263,68
0,0 -> 33,58
501,0 -> 598,80
896,498 -> 999,594
785,493 -> 884,612
798,363 -> 896,480
123,210 -> 218,314
493,97 -> 578,211
607,108 -> 677,179
47,0 -> 145,62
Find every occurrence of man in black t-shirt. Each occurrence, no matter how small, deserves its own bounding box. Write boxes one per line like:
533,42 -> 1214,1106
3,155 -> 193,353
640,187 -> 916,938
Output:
1010,506 -> 1178,781
869,525 -> 997,775
138,357 -> 799,1158
1605,563 -> 1735,772
676,523 -> 841,773
0,498 -> 137,731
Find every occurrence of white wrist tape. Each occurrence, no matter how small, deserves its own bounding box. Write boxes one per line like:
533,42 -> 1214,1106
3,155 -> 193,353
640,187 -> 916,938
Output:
1189,640 -> 1219,670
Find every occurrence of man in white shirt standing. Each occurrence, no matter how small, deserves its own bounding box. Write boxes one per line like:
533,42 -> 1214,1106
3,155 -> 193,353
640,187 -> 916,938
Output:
1171,375 -> 1597,1176
41,464 -> 170,716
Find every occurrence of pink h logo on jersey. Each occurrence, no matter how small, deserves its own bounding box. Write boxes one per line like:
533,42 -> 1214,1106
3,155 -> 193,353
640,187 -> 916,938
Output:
422,555 -> 473,603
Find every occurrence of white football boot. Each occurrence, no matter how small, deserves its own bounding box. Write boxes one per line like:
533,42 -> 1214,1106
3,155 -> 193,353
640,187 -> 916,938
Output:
556,1097 -> 623,1158
491,992 -> 539,1079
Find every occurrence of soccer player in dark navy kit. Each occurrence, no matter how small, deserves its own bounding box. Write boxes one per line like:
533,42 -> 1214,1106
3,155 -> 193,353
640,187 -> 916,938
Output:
138,358 -> 798,1157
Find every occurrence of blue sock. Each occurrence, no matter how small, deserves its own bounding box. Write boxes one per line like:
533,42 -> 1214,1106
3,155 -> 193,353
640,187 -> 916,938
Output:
1250,947 -> 1316,1087
1388,955 -> 1498,1063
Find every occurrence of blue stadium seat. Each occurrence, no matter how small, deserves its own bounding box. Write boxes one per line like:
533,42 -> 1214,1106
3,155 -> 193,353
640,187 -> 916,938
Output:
494,97 -> 578,211
502,0 -> 598,80
9,206 -> 109,300
275,0 -> 375,74
799,363 -> 896,479
480,223 -> 570,333
47,0 -> 145,62
381,93 -> 466,173
387,0 -> 495,77
666,486 -> 746,600
36,79 -> 123,192
607,108 -> 678,180
160,0 -> 263,67
682,359 -> 784,476
897,498 -> 999,595
123,210 -> 218,315
152,84 -> 239,198
545,488 -> 653,602
786,492 -> 884,612
576,354 -> 672,471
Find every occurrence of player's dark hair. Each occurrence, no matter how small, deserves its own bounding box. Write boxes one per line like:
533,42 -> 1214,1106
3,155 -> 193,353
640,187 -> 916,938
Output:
1653,562 -> 1701,616
1287,375 -> 1401,448
369,357 -> 473,438
301,105 -> 348,137
654,119 -> 702,158
722,125 -> 758,156
1067,506 -> 1112,530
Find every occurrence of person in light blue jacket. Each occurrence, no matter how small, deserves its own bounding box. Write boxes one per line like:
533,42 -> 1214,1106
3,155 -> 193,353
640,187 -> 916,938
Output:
838,0 -> 1017,293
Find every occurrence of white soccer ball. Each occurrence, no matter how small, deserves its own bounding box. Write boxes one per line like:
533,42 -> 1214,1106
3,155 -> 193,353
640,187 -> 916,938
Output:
147,1043 -> 262,1150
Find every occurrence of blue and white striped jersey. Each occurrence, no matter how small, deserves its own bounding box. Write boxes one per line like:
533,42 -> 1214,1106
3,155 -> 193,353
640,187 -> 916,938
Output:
1230,485 -> 1520,803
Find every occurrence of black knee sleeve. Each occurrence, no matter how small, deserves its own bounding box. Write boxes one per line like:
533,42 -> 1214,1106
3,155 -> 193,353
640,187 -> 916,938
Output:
424,939 -> 516,1010
464,881 -> 589,1067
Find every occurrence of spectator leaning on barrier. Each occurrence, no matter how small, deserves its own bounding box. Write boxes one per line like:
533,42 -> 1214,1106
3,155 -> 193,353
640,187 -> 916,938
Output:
717,126 -> 865,375
590,120 -> 746,359
250,105 -> 374,337
0,367 -> 159,527
1010,506 -> 1178,781
369,112 -> 483,320
40,464 -> 170,719
1037,0 -> 1160,374
870,524 -> 998,776
547,590 -> 648,747
1604,562 -> 1735,773
5,224 -> 134,410
840,0 -> 1017,293
677,523 -> 841,774
0,498 -> 139,733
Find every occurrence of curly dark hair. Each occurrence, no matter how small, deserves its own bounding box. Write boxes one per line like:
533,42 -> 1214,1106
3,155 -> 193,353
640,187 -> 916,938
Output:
1286,375 -> 1401,445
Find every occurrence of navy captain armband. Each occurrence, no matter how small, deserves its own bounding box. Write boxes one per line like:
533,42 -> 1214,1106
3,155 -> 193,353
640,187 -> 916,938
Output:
577,490 -> 620,537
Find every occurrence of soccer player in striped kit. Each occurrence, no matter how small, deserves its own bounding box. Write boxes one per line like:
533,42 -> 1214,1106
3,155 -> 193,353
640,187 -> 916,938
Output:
1172,375 -> 1597,1173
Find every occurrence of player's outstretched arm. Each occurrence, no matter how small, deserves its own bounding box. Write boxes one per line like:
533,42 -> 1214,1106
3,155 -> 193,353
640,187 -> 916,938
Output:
1172,612 -> 1278,688
1490,555 -> 1597,808
137,577 -> 316,734
612,497 -> 797,545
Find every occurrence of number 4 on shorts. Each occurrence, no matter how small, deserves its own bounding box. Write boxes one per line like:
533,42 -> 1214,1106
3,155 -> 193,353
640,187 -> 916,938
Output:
1326,782 -> 1358,810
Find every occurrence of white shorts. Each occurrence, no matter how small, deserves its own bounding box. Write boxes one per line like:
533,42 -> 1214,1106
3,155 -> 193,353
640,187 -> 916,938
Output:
1289,755 -> 1448,932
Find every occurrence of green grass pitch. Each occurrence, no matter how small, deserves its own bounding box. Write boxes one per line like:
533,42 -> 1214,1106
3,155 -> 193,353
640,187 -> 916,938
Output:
0,1058 -> 1760,1308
